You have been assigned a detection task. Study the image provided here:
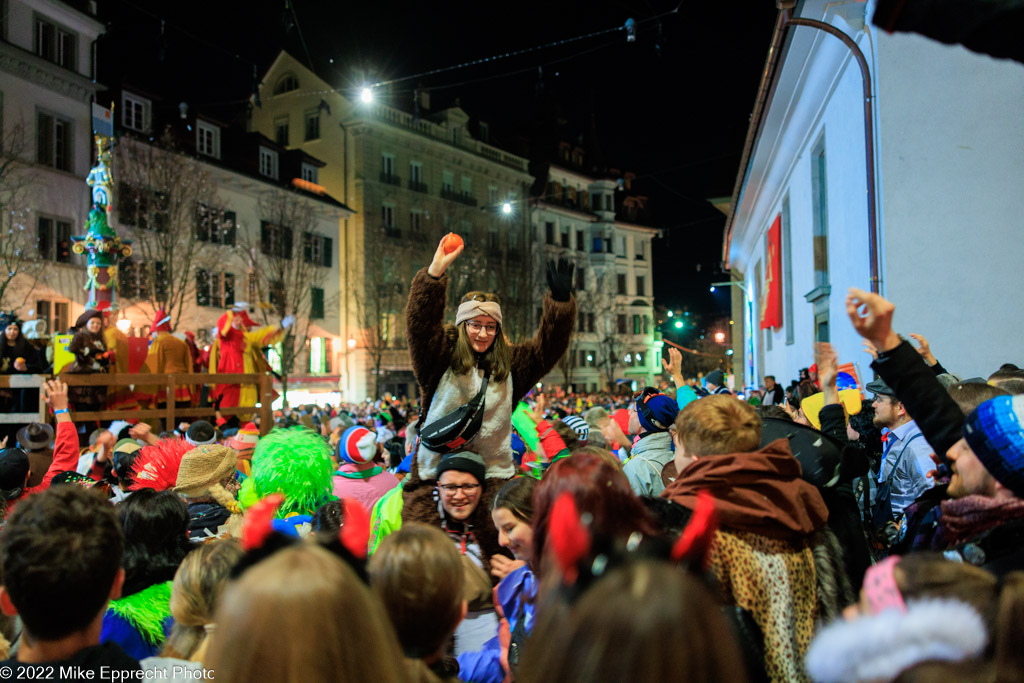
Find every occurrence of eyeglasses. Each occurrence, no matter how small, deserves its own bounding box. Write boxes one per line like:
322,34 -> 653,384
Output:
439,483 -> 482,495
466,321 -> 498,336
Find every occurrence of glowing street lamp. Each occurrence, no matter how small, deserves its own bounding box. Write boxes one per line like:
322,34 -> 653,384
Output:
116,318 -> 131,333
360,87 -> 373,104
714,332 -> 726,343
501,202 -> 512,215
673,320 -> 683,329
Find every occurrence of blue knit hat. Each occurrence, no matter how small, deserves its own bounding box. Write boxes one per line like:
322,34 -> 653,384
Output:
634,388 -> 679,433
963,395 -> 1024,498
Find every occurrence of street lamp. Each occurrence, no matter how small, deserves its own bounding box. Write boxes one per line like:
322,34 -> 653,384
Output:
714,331 -> 726,343
501,202 -> 512,215
360,86 -> 373,104
673,320 -> 683,329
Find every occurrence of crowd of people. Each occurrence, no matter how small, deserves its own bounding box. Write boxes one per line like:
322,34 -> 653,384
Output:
0,236 -> 1021,682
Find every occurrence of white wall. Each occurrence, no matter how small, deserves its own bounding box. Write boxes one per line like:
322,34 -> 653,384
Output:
875,32 -> 1024,377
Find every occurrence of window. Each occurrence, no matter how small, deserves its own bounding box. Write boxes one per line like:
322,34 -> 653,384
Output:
260,221 -> 293,258
308,337 -> 331,373
259,147 -> 279,179
274,74 -> 299,95
195,205 -> 237,246
410,211 -> 424,235
636,276 -> 645,297
616,236 -> 626,256
576,230 -> 585,251
37,112 -> 71,171
36,300 -> 69,335
633,315 -> 642,335
461,176 -> 472,197
409,162 -> 425,191
576,266 -> 585,291
450,126 -> 462,145
117,184 -> 168,232
811,139 -> 829,288
121,93 -> 149,133
196,121 -> 220,158
488,186 -> 498,206
634,352 -> 644,367
300,163 -> 318,184
635,239 -> 645,260
442,170 -> 454,193
587,313 -> 595,333
507,227 -> 519,252
487,225 -> 499,251
380,154 -> 398,185
35,16 -> 76,70
617,314 -> 628,335
310,287 -> 325,319
302,232 -> 332,267
196,270 -> 235,308
305,110 -> 320,141
381,204 -> 395,227
38,216 -> 72,263
560,226 -> 570,248
616,274 -> 627,295
545,222 -> 554,245
782,194 -> 795,345
478,122 -> 489,142
274,117 -> 289,146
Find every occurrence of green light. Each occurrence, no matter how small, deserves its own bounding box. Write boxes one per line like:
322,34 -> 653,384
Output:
673,321 -> 683,329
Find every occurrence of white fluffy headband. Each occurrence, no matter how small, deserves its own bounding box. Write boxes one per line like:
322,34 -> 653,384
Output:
455,300 -> 503,326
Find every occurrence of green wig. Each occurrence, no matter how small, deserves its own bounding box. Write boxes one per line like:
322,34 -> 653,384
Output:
248,425 -> 334,517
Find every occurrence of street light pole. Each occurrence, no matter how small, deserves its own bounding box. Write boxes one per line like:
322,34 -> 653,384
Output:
709,278 -> 755,390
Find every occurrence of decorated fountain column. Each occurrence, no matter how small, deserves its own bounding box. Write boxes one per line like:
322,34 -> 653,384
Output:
72,126 -> 132,312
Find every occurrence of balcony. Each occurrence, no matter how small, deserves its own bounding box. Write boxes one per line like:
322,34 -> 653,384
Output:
380,172 -> 401,186
408,179 -> 428,193
440,188 -> 477,207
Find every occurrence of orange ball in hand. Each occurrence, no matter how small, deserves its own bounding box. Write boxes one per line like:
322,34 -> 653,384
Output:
443,233 -> 463,254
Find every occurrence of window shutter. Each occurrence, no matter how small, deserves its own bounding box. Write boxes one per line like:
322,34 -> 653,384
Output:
223,211 -> 237,246
302,232 -> 313,263
322,237 -> 332,268
223,273 -> 235,307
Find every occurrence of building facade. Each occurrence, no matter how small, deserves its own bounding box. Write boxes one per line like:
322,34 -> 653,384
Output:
724,0 -> 1024,390
533,166 -> 660,392
0,0 -> 105,331
251,51 -> 534,401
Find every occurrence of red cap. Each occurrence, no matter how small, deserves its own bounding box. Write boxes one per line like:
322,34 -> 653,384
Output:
152,310 -> 172,333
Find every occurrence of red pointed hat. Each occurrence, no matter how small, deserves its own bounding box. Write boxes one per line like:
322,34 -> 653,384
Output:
152,309 -> 172,333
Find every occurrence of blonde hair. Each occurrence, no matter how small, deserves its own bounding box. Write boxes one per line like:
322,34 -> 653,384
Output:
162,539 -> 244,662
368,522 -> 465,658
206,544 -> 405,682
674,394 -> 761,457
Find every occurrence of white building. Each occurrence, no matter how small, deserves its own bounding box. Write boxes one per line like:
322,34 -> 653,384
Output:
0,0 -> 106,330
724,0 -> 1024,389
534,166 -> 660,391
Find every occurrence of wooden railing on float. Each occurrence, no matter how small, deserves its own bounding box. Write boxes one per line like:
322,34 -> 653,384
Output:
0,373 -> 274,435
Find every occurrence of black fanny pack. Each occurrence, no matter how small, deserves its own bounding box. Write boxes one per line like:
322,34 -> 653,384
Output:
419,370 -> 490,454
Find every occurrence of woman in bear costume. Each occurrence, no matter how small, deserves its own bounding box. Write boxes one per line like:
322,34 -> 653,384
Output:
402,235 -> 576,574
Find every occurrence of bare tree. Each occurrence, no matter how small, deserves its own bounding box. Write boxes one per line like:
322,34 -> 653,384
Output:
0,117 -> 49,309
114,129 -> 224,329
241,187 -> 335,408
351,232 -> 405,398
589,272 -> 623,391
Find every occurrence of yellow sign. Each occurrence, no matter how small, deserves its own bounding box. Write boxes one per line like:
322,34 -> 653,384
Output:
53,334 -> 74,375
800,389 -> 863,430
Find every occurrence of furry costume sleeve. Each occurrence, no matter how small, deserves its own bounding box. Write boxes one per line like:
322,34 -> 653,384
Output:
509,292 -> 576,405
405,268 -> 454,420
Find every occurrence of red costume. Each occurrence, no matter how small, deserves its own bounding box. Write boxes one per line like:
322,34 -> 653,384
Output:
209,308 -> 283,412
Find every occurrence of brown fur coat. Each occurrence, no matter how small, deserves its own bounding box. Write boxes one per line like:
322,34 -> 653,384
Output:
401,267 -> 576,572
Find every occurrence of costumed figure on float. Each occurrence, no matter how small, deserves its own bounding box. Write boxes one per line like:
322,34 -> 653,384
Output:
208,303 -> 291,420
397,233 -> 576,574
140,310 -> 194,408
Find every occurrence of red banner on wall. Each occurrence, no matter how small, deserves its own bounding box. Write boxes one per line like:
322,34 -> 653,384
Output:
760,214 -> 782,329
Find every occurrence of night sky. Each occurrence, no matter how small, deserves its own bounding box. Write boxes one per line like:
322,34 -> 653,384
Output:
97,0 -> 778,326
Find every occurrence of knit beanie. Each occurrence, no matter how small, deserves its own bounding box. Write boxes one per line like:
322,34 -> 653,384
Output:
174,445 -> 238,498
561,415 -> 590,442
706,369 -> 725,387
436,452 -> 486,485
634,391 -> 679,433
227,422 -> 260,457
339,426 -> 376,464
963,395 -> 1024,498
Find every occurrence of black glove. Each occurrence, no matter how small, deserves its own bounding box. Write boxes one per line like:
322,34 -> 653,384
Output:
546,257 -> 575,302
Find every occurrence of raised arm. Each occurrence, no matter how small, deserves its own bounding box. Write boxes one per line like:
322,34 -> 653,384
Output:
406,235 -> 462,391
39,380 -> 79,490
845,288 -> 964,459
510,258 -> 577,404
